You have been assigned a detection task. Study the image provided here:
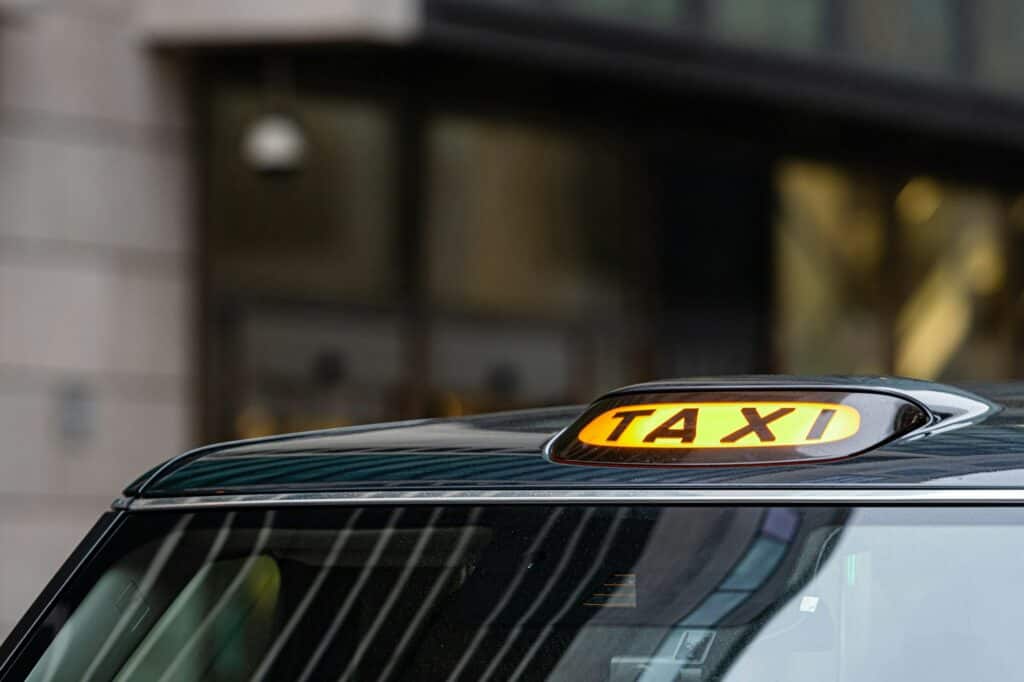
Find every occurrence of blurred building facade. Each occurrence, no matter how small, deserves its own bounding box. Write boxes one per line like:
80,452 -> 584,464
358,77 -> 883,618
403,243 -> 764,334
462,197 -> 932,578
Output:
3,0 -> 1024,634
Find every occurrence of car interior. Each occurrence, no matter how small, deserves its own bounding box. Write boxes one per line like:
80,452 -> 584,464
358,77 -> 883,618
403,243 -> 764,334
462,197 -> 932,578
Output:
22,506 -> 1024,682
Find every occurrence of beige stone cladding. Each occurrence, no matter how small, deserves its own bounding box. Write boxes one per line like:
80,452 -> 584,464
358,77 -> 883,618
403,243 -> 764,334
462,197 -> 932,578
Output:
0,0 -> 194,637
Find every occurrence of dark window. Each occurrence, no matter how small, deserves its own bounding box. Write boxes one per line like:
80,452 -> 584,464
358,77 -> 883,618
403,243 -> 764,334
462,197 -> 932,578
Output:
13,505 -> 1024,680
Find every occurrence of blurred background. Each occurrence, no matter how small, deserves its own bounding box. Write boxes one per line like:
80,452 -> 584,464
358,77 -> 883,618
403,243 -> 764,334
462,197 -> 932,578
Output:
3,0 -> 1024,636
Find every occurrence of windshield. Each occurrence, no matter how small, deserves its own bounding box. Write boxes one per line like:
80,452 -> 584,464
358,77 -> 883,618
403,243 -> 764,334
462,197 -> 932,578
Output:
12,505 -> 1024,681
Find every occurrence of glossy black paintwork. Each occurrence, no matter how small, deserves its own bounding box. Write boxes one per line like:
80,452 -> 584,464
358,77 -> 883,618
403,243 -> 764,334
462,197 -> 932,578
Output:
125,380 -> 1024,497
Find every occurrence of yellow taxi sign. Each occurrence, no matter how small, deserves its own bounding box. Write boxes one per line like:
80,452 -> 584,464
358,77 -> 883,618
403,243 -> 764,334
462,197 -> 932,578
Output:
577,402 -> 860,449
547,385 -> 932,467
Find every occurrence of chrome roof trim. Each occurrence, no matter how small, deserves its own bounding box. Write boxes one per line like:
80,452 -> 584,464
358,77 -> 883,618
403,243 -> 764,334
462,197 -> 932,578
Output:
119,487 -> 1024,510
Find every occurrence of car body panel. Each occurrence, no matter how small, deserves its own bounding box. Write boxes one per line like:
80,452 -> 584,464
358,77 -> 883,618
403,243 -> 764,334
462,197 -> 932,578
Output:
126,379 -> 1021,499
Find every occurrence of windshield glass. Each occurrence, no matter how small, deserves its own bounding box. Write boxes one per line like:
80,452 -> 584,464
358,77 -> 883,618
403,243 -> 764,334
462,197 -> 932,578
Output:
13,505 -> 1024,681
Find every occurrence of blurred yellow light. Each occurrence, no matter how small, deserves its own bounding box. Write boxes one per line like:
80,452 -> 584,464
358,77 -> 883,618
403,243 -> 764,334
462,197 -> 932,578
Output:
441,392 -> 465,418
966,237 -> 1004,294
895,263 -> 971,379
577,402 -> 860,449
235,405 -> 278,439
896,178 -> 942,224
847,210 -> 884,268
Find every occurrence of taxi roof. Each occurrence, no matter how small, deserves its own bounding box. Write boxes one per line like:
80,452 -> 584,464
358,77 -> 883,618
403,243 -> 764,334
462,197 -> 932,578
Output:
125,378 -> 1024,500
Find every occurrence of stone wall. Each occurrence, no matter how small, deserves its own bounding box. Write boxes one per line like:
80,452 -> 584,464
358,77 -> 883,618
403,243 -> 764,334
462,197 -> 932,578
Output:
0,0 -> 194,636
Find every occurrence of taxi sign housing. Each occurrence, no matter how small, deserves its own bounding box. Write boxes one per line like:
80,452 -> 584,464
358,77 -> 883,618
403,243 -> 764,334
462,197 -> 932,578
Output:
546,377 -> 986,467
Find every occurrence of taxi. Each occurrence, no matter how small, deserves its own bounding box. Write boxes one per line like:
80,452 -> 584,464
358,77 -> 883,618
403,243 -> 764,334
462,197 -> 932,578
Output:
0,376 -> 1019,681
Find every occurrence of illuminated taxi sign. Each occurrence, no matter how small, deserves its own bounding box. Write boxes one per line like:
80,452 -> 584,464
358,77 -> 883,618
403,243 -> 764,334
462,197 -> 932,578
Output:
578,402 -> 860,449
548,387 -> 931,467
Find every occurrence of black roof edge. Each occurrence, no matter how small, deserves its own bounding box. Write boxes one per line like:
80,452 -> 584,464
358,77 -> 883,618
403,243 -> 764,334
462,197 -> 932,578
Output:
123,376 -> 998,498
123,404 -> 586,498
122,417 -> 437,497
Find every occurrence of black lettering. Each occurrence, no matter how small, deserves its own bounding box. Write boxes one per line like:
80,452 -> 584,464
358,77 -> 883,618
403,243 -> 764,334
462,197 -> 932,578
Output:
606,409 -> 656,441
643,408 -> 699,444
806,408 -> 837,440
721,407 -> 794,443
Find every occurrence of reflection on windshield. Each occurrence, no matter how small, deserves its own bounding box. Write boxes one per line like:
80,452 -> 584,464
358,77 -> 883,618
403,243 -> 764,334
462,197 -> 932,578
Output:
17,506 -> 1024,681
721,509 -> 1023,682
638,508 -> 802,681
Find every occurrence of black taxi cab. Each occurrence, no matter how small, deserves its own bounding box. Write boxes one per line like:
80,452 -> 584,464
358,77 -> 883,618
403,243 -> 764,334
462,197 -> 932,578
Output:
0,376 -> 1020,681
